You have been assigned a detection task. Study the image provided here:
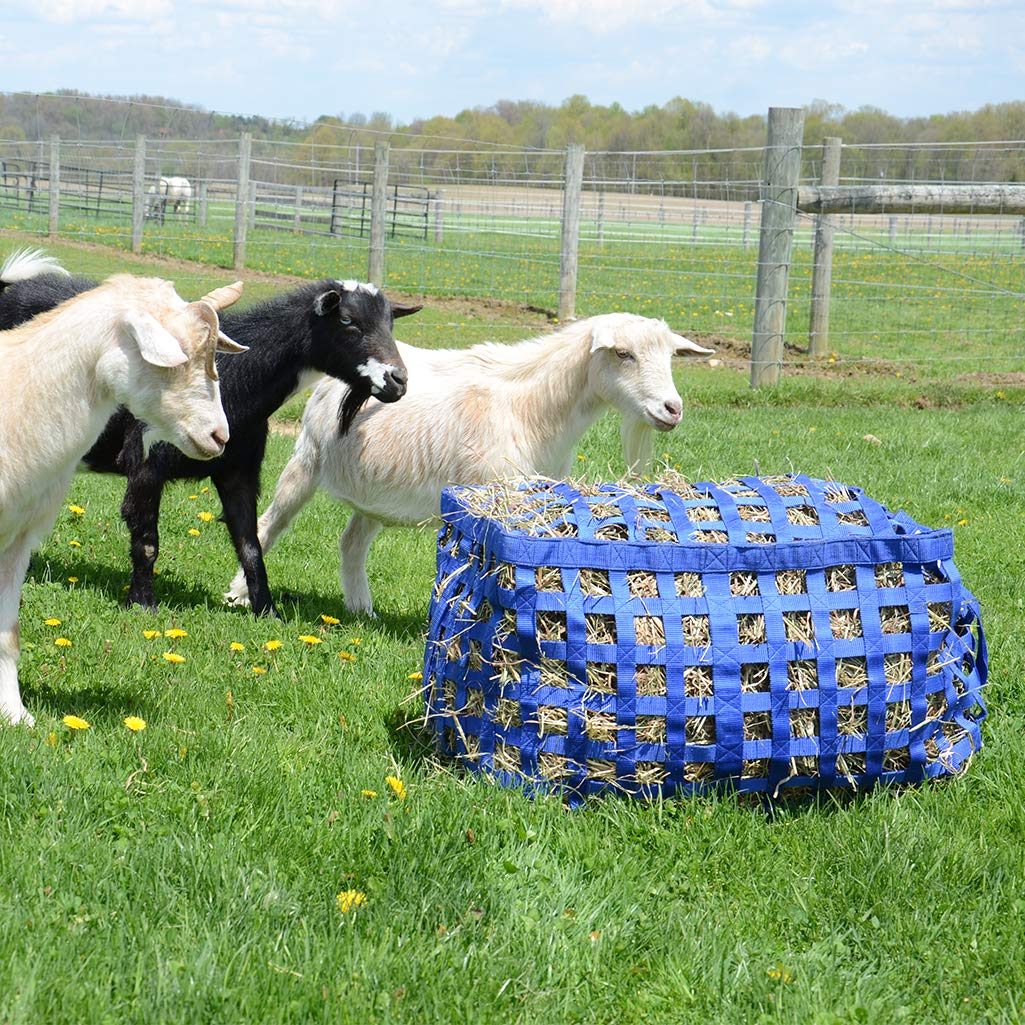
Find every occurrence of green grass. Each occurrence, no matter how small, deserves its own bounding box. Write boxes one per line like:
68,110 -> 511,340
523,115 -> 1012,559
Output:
3,201 -> 1023,377
0,234 -> 1024,1023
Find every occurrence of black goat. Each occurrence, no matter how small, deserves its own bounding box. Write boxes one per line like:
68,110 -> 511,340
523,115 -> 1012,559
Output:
0,249 -> 420,618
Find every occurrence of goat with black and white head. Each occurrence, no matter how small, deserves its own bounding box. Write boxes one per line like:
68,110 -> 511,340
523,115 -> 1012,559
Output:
0,250 -> 421,618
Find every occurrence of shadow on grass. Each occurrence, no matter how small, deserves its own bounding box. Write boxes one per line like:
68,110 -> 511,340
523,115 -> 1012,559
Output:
23,682 -> 157,725
28,552 -> 217,612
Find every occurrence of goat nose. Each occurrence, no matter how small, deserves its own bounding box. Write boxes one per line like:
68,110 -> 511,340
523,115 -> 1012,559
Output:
664,399 -> 683,420
211,426 -> 229,448
386,366 -> 408,395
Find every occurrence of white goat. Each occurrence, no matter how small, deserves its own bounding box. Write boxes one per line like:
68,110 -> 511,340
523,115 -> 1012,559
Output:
0,268 -> 246,726
225,313 -> 712,615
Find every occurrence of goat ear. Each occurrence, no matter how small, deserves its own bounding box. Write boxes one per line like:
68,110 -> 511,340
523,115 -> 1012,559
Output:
673,334 -> 715,356
121,311 -> 189,368
390,301 -> 424,319
215,331 -> 248,354
589,325 -> 617,353
314,290 -> 341,317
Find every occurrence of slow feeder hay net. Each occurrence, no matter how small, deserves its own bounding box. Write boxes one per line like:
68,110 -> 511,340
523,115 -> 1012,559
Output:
423,474 -> 988,801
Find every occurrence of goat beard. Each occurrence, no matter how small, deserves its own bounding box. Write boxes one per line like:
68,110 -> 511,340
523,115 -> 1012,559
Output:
337,379 -> 374,435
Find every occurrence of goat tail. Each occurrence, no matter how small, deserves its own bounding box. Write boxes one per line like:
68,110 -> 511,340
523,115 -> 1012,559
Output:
0,248 -> 70,289
337,380 -> 373,435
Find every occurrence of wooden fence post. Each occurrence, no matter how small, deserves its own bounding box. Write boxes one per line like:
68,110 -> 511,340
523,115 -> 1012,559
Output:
750,107 -> 805,388
233,132 -> 251,272
131,134 -> 146,253
368,141 -> 390,287
197,181 -> 208,228
558,144 -> 585,322
294,186 -> 304,231
248,180 -> 257,231
433,188 -> 444,244
48,135 -> 60,239
808,136 -> 841,358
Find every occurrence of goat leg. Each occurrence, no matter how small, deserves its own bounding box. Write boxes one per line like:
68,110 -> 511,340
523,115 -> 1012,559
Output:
224,431 -> 322,608
120,469 -> 165,609
0,537 -> 34,726
340,512 -> 383,616
214,473 -> 280,619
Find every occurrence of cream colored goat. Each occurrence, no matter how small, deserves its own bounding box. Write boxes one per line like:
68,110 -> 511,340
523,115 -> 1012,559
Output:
225,313 -> 712,615
0,272 -> 246,726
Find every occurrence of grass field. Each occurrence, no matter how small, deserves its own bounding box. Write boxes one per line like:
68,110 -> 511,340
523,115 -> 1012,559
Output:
0,230 -> 1023,1024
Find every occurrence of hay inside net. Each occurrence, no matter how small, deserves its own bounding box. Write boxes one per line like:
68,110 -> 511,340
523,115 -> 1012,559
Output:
423,473 -> 988,803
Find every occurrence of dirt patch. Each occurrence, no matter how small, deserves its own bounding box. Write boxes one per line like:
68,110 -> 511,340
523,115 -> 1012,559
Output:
953,372 -> 1025,388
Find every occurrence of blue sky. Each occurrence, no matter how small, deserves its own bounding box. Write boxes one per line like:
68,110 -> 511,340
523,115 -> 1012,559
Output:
1,0 -> 1023,128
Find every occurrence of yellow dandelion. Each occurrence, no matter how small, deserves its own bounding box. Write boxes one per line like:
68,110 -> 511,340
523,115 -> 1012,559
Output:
44,618 -> 61,627
62,714 -> 90,730
164,628 -> 188,639
361,789 -> 378,798
385,775 -> 407,800
252,666 -> 267,674
142,629 -> 161,639
230,642 -> 244,652
337,651 -> 356,663
198,511 -> 215,522
46,732 -> 58,747
124,716 -> 147,732
299,634 -> 322,645
320,614 -> 340,625
69,540 -> 82,548
264,639 -> 282,651
188,494 -> 199,500
162,652 -> 186,664
68,504 -> 85,515
349,638 -> 362,646
201,486 -> 209,494
336,890 -> 367,913
54,637 -> 72,647
188,529 -> 201,537
67,577 -> 79,584
408,671 -> 423,681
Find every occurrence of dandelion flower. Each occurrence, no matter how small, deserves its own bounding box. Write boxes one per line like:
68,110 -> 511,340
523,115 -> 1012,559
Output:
44,618 -> 61,627
198,511 -> 215,522
230,642 -> 245,652
349,638 -> 362,646
67,577 -> 79,584
164,628 -> 188,639
46,732 -> 58,747
69,540 -> 82,548
124,716 -> 146,732
336,890 -> 367,913
320,614 -> 340,626
361,789 -> 378,798
407,671 -> 423,681
252,666 -> 267,675
337,651 -> 356,663
188,529 -> 201,537
162,652 -> 186,664
54,637 -> 72,647
142,629 -> 161,639
62,715 -> 90,730
385,775 -> 407,800
264,639 -> 282,652
68,504 -> 85,515
299,634 -> 322,645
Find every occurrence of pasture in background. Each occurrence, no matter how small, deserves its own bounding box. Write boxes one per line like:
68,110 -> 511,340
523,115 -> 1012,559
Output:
0,104 -> 1023,1024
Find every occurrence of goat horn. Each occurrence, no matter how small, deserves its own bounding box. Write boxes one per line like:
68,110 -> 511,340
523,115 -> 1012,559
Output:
199,280 -> 244,311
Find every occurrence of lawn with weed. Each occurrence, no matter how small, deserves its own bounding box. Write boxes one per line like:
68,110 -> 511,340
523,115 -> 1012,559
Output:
0,233 -> 1022,1023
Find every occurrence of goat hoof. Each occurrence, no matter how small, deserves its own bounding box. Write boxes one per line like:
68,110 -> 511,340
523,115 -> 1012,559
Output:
223,590 -> 251,608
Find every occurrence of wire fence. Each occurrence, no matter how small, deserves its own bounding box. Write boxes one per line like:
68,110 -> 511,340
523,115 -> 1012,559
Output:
1,130 -> 1022,379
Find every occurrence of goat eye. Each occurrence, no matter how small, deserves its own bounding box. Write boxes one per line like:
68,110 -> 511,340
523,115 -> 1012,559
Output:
615,349 -> 634,361
339,315 -> 353,326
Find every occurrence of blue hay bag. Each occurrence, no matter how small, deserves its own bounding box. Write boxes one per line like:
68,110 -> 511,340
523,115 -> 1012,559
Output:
423,475 -> 987,801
